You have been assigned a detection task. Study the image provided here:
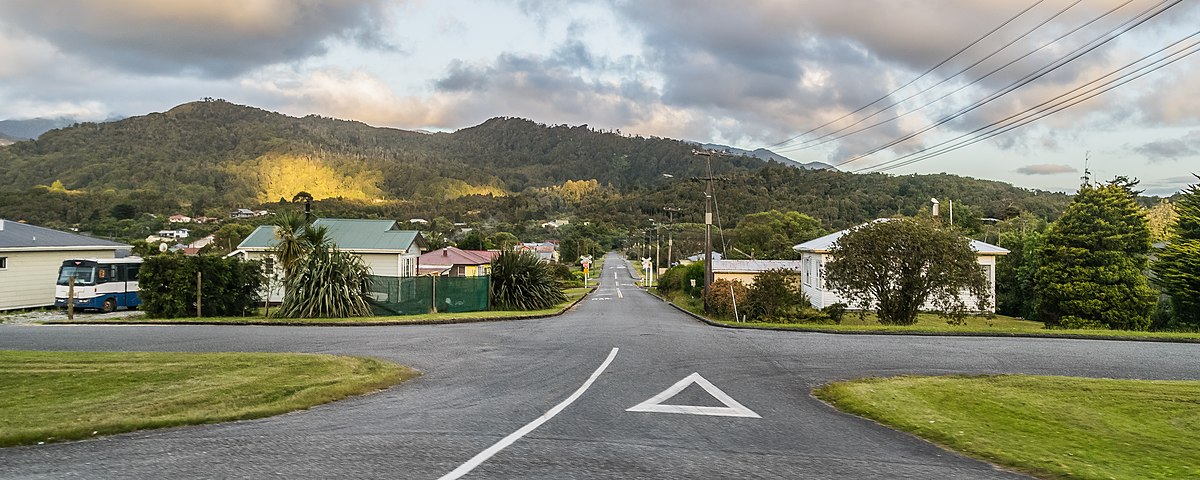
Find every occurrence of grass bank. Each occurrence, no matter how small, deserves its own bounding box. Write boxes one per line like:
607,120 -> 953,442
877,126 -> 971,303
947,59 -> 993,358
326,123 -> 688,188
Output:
0,350 -> 416,447
815,375 -> 1200,479
47,287 -> 591,326
649,290 -> 1200,342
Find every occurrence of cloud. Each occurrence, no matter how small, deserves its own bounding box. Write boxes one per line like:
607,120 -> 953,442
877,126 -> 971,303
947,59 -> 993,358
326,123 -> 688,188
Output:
242,67 -> 457,127
1132,130 -> 1200,162
1140,175 -> 1199,196
0,0 -> 395,77
1015,164 -> 1078,175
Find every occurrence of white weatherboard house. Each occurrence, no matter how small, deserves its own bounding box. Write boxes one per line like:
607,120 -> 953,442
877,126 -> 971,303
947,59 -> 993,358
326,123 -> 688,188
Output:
229,218 -> 427,302
0,219 -> 130,311
792,220 -> 1009,312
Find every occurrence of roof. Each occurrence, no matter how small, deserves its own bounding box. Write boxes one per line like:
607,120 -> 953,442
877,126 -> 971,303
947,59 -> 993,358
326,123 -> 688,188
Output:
793,219 -> 1009,255
236,218 -> 426,252
685,251 -> 723,262
712,259 -> 803,273
419,247 -> 498,267
0,219 -> 129,251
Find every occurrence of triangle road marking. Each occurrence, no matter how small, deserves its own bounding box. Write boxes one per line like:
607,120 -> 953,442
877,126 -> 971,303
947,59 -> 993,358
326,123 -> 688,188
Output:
626,372 -> 761,418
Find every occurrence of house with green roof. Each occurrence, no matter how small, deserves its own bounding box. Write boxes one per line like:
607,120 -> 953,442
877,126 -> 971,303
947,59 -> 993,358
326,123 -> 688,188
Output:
0,219 -> 130,311
230,218 -> 427,302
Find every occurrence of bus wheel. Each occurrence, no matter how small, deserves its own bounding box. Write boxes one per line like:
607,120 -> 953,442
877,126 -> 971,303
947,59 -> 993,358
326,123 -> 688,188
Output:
101,298 -> 117,313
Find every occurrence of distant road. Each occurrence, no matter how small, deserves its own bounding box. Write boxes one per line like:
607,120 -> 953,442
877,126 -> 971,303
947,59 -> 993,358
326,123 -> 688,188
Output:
2,253 -> 1197,478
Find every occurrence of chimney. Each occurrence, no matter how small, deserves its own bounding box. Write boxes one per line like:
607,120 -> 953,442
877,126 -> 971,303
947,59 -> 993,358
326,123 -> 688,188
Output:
442,247 -> 449,257
931,198 -> 940,218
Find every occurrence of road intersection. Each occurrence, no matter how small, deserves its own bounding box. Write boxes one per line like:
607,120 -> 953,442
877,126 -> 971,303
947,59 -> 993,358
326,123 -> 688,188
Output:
2,253 -> 1197,478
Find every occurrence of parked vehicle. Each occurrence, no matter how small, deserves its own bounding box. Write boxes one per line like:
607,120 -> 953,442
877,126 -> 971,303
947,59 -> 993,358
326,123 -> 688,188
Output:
54,257 -> 143,313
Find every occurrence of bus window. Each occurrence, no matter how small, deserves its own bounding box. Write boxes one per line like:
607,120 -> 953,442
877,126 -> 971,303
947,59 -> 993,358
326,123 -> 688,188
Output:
57,266 -> 95,285
128,264 -> 141,282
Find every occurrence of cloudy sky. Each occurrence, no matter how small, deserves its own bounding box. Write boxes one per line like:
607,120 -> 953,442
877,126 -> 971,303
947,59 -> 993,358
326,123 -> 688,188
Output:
1,0 -> 1198,195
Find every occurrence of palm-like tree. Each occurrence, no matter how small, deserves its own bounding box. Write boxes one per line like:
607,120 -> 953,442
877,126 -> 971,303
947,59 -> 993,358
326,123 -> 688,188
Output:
273,211 -> 308,280
273,219 -> 373,318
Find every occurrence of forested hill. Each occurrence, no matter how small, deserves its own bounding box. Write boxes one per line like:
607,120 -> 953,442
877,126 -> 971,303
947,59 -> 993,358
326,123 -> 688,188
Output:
0,99 -> 1072,230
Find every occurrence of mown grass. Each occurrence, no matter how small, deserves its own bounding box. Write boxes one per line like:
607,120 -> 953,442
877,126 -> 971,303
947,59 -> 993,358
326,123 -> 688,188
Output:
815,375 -> 1200,479
721,312 -> 1200,340
47,288 -> 592,325
0,350 -> 416,447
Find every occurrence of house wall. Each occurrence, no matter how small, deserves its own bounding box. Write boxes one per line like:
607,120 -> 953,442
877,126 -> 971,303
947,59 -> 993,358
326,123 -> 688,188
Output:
0,249 -> 119,311
800,252 -> 1000,312
713,272 -> 759,286
241,251 -> 285,303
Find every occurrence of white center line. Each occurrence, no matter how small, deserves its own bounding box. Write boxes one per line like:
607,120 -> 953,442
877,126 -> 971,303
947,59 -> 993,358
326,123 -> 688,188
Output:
439,347 -> 620,480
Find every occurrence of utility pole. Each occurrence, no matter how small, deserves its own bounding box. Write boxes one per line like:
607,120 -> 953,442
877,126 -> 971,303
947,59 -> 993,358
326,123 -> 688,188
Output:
664,206 -> 680,269
692,150 -> 717,312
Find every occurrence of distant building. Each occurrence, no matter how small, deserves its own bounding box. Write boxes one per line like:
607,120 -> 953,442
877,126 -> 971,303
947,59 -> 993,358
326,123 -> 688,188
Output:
540,219 -> 570,228
0,219 -> 129,311
516,242 -> 559,262
229,218 -> 427,302
156,228 -> 190,240
680,251 -> 722,265
167,214 -> 192,223
408,218 -> 429,225
712,259 -> 804,286
230,208 -> 268,219
418,247 -> 499,277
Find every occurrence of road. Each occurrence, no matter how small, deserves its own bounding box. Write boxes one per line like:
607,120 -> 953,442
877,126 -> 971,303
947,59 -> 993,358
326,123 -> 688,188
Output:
2,252 -> 1198,479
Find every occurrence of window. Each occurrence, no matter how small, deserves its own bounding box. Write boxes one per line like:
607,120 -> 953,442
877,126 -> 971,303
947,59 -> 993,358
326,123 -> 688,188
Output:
0,257 -> 7,270
128,264 -> 140,282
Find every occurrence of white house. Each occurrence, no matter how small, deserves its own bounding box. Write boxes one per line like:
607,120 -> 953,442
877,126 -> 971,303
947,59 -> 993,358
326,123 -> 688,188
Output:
0,219 -> 130,311
228,218 -> 427,302
792,220 -> 1008,312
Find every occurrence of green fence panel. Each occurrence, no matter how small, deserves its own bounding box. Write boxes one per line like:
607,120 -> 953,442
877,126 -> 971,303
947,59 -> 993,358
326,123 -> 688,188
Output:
435,276 -> 490,313
367,275 -> 490,315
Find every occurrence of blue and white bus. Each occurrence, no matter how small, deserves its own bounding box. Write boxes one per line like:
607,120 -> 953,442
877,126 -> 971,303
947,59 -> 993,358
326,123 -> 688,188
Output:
54,257 -> 143,312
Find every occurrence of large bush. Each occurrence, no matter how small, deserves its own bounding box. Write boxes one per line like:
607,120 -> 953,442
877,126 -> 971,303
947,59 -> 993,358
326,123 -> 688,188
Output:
277,247 -> 374,318
703,279 -> 749,320
491,250 -> 567,310
140,255 -> 263,318
746,269 -> 815,322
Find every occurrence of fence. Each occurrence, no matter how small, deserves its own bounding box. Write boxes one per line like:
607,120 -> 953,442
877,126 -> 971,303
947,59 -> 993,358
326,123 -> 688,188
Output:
367,275 -> 490,315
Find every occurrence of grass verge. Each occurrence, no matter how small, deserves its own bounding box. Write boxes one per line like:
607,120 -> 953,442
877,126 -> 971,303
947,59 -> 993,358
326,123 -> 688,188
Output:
0,350 -> 416,447
46,287 -> 591,325
815,375 -> 1200,479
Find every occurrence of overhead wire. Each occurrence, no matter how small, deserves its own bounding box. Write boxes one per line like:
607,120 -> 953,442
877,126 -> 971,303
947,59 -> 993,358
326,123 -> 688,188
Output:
761,0 -> 1048,150
783,0 -> 1132,154
830,0 -> 1183,169
776,0 -> 1085,153
855,32 -> 1200,173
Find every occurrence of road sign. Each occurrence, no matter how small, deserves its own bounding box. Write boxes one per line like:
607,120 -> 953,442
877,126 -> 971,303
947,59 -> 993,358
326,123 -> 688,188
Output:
626,373 -> 760,418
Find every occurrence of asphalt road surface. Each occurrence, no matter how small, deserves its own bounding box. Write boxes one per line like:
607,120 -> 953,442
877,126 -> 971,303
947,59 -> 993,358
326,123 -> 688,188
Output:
2,253 -> 1198,479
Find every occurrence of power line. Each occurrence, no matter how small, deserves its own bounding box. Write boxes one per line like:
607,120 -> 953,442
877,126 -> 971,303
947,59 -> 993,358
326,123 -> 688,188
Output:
831,0 -> 1182,169
776,0 -> 1084,153
781,0 -> 1130,154
856,33 -> 1200,173
763,0 -> 1048,151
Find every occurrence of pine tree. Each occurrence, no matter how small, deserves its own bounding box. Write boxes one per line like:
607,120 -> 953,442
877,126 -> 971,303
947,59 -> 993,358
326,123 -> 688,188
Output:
1150,174 -> 1200,329
1035,178 -> 1154,330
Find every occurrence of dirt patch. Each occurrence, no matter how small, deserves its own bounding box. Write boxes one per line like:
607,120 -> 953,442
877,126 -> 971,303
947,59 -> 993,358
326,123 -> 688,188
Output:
0,309 -> 144,325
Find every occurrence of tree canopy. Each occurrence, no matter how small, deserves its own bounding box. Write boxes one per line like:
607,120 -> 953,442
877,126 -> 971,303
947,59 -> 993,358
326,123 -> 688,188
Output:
1036,178 -> 1155,330
729,210 -> 824,259
824,217 -> 990,325
1150,174 -> 1200,329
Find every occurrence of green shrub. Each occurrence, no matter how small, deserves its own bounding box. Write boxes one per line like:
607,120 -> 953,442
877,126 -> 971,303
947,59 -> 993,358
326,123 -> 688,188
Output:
746,269 -> 811,322
277,248 -> 373,318
140,255 -> 263,318
703,279 -> 749,320
823,302 -> 848,324
491,250 -> 567,310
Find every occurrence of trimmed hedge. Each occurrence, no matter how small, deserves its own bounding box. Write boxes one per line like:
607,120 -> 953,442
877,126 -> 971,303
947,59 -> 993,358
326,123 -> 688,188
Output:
140,255 -> 264,318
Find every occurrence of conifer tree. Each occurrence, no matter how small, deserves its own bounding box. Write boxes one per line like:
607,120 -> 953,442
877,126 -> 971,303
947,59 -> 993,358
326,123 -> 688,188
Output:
1150,174 -> 1200,329
1035,177 -> 1154,330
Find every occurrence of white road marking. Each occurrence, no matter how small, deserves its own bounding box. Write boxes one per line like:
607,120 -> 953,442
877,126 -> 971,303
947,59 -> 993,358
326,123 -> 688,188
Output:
626,372 -> 761,418
439,347 -> 620,480
616,288 -> 623,299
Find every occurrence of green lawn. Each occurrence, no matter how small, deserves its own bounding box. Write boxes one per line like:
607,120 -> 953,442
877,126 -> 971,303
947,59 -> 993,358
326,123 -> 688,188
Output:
815,375 -> 1200,479
713,312 -> 1200,341
0,350 -> 416,447
48,287 -> 592,325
